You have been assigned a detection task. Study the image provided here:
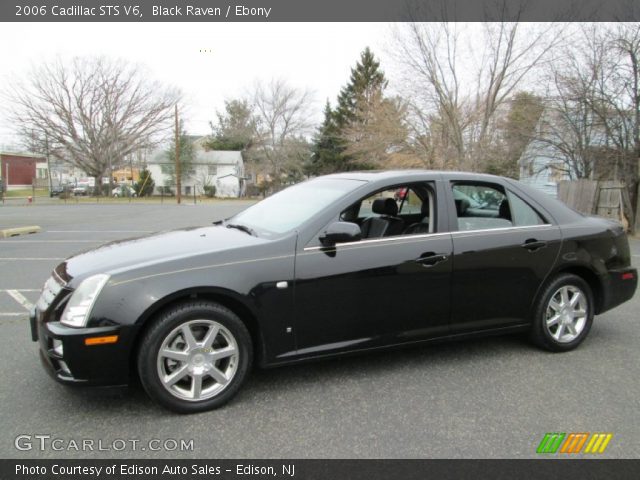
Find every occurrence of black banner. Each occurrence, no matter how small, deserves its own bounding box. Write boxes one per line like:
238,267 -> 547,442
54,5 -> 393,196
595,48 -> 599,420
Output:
3,0 -> 640,22
3,459 -> 640,480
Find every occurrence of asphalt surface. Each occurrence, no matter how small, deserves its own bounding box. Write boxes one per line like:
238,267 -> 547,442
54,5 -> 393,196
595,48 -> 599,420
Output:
0,202 -> 639,459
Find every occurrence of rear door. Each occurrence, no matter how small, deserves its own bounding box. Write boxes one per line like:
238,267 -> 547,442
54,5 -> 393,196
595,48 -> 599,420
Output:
447,179 -> 561,333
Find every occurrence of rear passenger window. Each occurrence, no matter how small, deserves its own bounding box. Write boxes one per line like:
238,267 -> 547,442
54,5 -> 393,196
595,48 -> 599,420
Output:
451,183 -> 512,231
506,191 -> 546,226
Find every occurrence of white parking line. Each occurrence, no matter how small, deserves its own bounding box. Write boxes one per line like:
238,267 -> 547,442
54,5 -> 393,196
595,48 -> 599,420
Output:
6,290 -> 34,311
47,230 -> 152,233
0,240 -> 102,243
0,258 -> 63,261
0,289 -> 39,292
0,313 -> 27,317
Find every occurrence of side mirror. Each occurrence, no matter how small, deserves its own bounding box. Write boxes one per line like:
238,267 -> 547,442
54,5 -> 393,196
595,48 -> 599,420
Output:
319,221 -> 362,247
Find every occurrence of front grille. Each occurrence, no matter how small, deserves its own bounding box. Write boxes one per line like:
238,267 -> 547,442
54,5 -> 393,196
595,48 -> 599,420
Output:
36,273 -> 65,312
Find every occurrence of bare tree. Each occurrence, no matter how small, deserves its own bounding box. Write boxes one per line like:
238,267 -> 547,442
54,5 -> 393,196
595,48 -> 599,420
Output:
519,23 -> 640,229
249,79 -> 314,186
391,16 -> 562,170
5,56 -> 180,193
528,26 -> 615,180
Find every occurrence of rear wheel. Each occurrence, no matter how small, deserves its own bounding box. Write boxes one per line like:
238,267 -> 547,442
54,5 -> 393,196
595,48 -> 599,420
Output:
137,300 -> 252,413
531,274 -> 594,352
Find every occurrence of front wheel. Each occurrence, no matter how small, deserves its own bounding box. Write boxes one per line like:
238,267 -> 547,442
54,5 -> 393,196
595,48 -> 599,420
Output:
530,274 -> 594,352
137,300 -> 252,413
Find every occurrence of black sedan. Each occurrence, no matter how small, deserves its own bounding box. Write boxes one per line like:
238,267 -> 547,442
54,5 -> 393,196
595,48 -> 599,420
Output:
31,171 -> 637,413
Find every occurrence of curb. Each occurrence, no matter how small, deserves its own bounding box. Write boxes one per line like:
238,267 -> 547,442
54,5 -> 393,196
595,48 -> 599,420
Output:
0,225 -> 41,238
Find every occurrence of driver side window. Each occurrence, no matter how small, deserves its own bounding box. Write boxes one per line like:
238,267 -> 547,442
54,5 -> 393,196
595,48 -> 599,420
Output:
340,184 -> 434,239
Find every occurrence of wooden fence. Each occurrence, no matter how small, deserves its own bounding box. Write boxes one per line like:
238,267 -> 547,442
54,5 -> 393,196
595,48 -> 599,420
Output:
557,180 -> 633,230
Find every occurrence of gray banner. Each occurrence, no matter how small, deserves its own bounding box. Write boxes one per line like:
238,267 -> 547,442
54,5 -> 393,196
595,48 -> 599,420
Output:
4,459 -> 640,480
3,0 -> 640,22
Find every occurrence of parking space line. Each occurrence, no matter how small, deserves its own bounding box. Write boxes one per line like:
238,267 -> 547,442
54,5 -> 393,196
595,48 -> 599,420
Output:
47,230 -> 152,233
6,290 -> 34,311
0,258 -> 63,261
0,289 -> 39,292
0,313 -> 27,317
0,240 -> 102,243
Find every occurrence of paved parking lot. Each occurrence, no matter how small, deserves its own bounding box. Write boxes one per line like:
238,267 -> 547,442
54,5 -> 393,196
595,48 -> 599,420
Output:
1,202 -> 639,458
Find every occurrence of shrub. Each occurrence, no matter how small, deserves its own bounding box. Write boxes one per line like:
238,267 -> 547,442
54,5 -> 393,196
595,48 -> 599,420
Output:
203,185 -> 216,198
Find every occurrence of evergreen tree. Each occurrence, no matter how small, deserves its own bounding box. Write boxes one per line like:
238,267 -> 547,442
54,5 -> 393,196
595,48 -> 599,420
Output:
205,99 -> 255,151
310,47 -> 398,173
334,47 -> 387,129
308,101 -> 347,174
134,168 -> 155,197
165,121 -> 195,186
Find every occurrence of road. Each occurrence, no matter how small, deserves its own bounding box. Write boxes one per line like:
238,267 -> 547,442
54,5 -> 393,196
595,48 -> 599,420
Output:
0,202 -> 639,458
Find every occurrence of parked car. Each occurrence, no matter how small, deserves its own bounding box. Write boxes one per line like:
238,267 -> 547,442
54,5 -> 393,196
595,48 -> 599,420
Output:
72,185 -> 89,196
31,171 -> 637,413
50,185 -> 71,197
112,185 -> 137,198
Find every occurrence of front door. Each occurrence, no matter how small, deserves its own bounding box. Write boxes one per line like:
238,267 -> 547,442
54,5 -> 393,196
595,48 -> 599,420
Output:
292,182 -> 453,358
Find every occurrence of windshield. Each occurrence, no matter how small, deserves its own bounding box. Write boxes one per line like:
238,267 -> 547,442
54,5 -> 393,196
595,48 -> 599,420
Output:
229,177 -> 366,236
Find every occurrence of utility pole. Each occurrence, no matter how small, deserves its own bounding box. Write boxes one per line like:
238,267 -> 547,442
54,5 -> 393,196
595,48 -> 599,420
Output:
45,135 -> 53,193
175,104 -> 181,204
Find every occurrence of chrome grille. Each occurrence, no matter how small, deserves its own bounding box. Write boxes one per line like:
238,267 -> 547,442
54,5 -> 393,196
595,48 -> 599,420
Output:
36,274 -> 65,312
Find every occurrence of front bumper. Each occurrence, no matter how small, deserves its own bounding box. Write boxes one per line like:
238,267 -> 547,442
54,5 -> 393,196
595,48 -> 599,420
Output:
599,267 -> 638,314
31,308 -> 131,387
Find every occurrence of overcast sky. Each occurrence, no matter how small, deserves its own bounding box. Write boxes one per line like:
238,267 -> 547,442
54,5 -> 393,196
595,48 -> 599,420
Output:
0,22 -> 392,148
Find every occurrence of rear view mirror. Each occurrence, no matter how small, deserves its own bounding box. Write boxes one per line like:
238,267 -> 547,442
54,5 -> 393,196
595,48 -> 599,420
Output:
319,221 -> 362,246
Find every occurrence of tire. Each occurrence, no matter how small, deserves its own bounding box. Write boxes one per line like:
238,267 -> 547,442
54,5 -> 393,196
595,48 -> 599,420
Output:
137,300 -> 252,413
530,273 -> 594,352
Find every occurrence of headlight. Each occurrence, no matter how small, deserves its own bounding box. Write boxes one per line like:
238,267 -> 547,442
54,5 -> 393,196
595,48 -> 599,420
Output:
60,274 -> 110,328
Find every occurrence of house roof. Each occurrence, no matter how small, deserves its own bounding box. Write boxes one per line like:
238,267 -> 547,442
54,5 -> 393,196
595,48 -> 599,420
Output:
0,151 -> 46,160
148,149 -> 242,165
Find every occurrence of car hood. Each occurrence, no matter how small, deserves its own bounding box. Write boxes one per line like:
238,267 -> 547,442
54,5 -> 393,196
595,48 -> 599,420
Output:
57,225 -> 266,284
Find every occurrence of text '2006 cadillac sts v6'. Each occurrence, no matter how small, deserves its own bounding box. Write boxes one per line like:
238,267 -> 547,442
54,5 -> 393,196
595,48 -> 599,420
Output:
31,171 -> 637,413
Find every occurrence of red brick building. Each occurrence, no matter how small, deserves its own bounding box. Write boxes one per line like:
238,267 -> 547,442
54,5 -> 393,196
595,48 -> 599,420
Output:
0,152 -> 47,190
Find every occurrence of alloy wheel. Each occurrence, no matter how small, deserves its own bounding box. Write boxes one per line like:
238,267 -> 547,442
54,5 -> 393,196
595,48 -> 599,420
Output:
544,285 -> 588,343
156,319 -> 238,401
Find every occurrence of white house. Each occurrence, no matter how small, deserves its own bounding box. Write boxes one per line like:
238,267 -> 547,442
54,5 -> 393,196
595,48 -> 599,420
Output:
518,107 -> 630,197
518,139 -> 569,198
147,150 -> 245,198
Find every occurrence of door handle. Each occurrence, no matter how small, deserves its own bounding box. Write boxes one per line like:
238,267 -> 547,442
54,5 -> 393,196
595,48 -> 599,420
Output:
521,239 -> 547,252
415,253 -> 448,266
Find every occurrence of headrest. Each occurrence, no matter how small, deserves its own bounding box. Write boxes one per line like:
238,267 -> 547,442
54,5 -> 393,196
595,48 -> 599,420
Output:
455,198 -> 470,216
372,197 -> 398,217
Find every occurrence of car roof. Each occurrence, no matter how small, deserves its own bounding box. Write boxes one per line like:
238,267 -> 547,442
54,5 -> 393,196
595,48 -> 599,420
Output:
321,170 -> 506,184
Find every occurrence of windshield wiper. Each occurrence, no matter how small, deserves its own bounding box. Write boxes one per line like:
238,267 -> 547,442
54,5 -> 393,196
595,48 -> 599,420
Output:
226,223 -> 257,236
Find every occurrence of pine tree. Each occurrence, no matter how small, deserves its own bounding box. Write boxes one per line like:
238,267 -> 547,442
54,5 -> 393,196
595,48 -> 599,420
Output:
334,47 -> 387,129
205,99 -> 255,152
310,47 -> 400,173
165,121 -> 195,187
134,168 -> 155,197
308,101 -> 347,174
